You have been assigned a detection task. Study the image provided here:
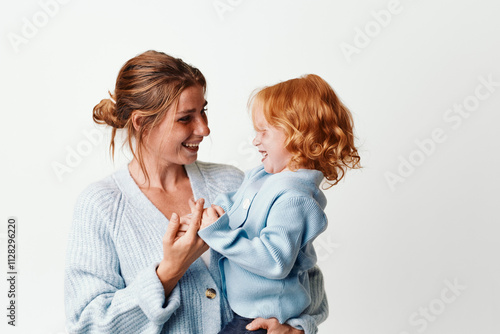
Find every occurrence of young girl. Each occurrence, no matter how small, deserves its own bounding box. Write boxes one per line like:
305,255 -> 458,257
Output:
197,74 -> 360,333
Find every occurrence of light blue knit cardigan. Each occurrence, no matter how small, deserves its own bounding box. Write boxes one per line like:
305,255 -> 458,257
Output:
199,165 -> 328,324
64,161 -> 328,333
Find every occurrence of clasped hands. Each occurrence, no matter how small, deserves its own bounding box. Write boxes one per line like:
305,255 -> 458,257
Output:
156,198 -> 224,294
160,199 -> 304,334
175,198 -> 225,238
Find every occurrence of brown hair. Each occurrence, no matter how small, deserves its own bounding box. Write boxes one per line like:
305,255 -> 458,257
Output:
92,50 -> 206,180
251,74 -> 361,188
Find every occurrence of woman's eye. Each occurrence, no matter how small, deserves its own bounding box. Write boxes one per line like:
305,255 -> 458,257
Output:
178,116 -> 191,122
201,108 -> 208,115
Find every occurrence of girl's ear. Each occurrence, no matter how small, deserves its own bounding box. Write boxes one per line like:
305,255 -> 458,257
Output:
131,111 -> 142,132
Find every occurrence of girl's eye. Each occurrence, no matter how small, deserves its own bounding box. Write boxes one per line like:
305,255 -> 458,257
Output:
201,108 -> 208,115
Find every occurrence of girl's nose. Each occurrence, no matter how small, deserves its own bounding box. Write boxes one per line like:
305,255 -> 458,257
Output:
252,135 -> 260,146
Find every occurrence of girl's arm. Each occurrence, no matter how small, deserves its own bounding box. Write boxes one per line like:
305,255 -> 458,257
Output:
198,195 -> 328,334
198,195 -> 327,279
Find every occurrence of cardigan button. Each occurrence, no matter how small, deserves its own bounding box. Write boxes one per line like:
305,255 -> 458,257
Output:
243,198 -> 251,210
205,288 -> 217,299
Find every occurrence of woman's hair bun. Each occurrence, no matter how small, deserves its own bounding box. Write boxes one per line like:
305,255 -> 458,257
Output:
92,93 -> 126,128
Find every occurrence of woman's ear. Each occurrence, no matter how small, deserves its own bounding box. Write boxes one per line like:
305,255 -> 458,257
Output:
131,111 -> 142,132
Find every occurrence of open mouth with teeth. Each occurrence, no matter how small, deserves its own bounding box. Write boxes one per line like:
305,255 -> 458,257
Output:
182,142 -> 200,152
259,150 -> 268,162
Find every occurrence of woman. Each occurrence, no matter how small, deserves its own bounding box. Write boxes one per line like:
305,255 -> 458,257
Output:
64,50 -> 328,333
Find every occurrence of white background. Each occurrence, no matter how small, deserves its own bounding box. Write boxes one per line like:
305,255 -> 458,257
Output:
1,0 -> 499,333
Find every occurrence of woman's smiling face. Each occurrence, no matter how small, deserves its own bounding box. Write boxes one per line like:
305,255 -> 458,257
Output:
143,85 -> 210,166
252,104 -> 292,174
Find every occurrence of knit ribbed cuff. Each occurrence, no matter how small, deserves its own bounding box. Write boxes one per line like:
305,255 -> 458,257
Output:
286,314 -> 317,334
135,263 -> 181,325
198,214 -> 230,242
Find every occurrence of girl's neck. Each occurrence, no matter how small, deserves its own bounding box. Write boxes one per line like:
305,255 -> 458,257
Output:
128,158 -> 188,191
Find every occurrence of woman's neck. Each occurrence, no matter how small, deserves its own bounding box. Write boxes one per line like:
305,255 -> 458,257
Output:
128,158 -> 188,191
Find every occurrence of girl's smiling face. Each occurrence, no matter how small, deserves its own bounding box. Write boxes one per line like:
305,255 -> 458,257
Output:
252,104 -> 292,174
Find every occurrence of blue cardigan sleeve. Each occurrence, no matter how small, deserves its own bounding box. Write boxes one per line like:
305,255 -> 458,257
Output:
199,194 -> 328,333
199,195 -> 327,280
64,187 -> 179,333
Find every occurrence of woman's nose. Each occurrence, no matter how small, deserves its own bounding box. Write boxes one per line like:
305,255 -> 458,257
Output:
194,117 -> 210,136
252,135 -> 259,146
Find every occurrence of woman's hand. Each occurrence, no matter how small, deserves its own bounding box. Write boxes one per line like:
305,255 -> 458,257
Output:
176,214 -> 192,238
247,318 -> 304,334
156,198 -> 208,296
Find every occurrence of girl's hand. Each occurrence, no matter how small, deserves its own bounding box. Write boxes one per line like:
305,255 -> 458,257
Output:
156,198 -> 208,296
247,318 -> 304,334
176,200 -> 224,236
200,204 -> 225,229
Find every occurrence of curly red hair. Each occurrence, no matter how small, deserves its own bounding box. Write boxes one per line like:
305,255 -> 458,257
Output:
251,74 -> 361,188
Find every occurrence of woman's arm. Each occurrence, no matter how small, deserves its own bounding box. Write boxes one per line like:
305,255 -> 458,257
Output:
65,195 -> 169,333
65,191 -> 207,333
284,265 -> 329,333
156,199 -> 209,295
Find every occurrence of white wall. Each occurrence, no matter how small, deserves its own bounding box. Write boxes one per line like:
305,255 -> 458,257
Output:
1,0 -> 499,333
